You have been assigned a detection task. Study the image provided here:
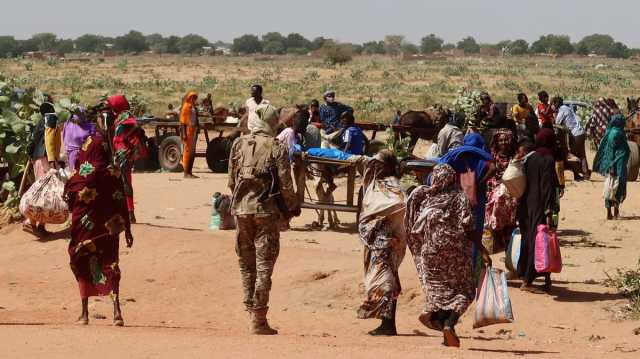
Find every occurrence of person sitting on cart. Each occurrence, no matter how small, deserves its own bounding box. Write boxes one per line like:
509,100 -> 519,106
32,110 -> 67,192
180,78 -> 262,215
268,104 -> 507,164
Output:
277,109 -> 310,159
319,90 -> 353,148
338,111 -> 368,155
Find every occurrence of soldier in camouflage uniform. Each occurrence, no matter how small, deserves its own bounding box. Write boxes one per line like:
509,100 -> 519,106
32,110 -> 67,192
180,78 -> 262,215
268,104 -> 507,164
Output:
228,104 -> 299,335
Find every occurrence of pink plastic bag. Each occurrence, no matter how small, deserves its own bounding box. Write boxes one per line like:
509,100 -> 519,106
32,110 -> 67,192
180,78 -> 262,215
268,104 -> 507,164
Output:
535,225 -> 562,273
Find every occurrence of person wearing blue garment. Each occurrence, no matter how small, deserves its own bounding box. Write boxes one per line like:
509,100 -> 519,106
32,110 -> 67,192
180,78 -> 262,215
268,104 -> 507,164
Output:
339,112 -> 368,155
437,133 -> 496,275
319,90 -> 353,147
593,114 -> 630,220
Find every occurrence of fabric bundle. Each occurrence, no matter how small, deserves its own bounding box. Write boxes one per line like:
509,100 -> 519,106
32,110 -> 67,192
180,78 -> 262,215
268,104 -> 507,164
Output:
19,169 -> 69,224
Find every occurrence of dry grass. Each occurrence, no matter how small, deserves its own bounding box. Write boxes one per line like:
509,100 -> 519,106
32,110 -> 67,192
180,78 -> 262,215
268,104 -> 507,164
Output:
2,54 -> 639,121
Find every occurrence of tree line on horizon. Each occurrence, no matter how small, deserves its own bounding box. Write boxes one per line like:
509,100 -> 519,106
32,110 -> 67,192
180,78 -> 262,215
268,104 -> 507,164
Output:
0,31 -> 637,60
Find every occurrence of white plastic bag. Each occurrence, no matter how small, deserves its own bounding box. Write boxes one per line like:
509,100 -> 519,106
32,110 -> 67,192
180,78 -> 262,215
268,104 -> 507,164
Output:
474,267 -> 515,328
603,174 -> 619,202
502,158 -> 526,199
19,169 -> 69,224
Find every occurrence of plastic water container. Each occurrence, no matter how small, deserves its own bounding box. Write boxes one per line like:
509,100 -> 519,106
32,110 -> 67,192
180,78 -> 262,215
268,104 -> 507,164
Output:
209,195 -> 221,230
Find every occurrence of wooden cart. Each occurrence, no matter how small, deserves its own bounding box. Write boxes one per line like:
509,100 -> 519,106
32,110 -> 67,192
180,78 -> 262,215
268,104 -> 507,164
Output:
139,115 -> 240,173
293,153 -> 363,218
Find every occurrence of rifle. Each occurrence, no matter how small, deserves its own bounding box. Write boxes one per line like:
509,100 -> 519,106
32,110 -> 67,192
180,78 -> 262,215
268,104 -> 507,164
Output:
258,163 -> 300,219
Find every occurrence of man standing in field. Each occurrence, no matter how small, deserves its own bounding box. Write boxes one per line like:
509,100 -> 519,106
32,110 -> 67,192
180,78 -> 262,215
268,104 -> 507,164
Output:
245,85 -> 270,133
228,104 -> 300,335
319,90 -> 353,148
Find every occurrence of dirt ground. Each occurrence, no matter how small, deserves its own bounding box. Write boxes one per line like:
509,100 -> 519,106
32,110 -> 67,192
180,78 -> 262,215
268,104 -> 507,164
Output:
1,156 -> 640,358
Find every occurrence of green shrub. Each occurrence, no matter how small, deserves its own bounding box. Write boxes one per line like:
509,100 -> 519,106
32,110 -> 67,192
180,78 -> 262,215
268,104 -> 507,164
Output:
604,259 -> 640,318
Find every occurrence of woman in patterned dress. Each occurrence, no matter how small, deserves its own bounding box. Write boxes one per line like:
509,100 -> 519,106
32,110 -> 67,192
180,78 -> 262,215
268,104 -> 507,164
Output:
405,164 -> 491,347
357,150 -> 406,336
64,109 -> 134,326
485,129 -> 519,252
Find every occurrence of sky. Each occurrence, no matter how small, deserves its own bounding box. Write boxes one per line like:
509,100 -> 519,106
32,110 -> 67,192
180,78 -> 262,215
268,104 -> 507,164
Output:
3,0 -> 639,47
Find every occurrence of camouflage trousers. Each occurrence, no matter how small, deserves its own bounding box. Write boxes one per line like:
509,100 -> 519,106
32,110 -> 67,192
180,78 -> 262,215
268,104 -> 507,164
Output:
235,214 -> 280,311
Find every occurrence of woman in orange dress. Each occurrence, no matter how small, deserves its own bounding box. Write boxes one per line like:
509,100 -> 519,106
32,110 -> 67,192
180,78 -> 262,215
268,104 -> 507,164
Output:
180,91 -> 199,178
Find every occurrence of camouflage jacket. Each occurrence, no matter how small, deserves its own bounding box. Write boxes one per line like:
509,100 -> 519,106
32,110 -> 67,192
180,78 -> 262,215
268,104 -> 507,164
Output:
228,133 -> 297,216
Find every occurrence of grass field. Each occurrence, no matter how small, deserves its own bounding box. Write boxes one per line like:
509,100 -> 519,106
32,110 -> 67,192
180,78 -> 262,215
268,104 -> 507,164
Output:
1,54 -> 639,121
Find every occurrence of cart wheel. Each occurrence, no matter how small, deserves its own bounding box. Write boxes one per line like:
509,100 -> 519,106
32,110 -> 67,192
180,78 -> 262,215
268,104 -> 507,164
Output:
158,136 -> 183,172
627,141 -> 640,182
356,186 -> 364,223
206,137 -> 232,173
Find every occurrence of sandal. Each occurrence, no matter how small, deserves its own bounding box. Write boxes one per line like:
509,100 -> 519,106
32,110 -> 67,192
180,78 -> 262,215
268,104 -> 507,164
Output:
418,312 -> 443,332
443,326 -> 460,347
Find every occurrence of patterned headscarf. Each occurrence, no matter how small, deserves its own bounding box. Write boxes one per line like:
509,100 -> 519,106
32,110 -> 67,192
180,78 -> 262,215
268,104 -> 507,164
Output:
426,164 -> 457,195
491,128 -> 515,161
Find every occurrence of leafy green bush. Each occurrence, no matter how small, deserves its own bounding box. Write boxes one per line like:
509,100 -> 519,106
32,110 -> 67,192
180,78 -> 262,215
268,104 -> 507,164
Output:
604,259 -> 640,318
384,127 -> 411,159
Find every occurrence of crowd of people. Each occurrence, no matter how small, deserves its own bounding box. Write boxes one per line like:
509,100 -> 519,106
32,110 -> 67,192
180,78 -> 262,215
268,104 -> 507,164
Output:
18,84 -> 634,347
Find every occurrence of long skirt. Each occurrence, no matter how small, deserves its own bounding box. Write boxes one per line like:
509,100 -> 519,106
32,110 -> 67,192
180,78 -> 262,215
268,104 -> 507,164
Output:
357,210 -> 406,320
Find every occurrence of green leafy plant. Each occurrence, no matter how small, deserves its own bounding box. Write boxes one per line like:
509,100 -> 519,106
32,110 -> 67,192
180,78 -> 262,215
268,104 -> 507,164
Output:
384,127 -> 411,159
604,259 -> 640,318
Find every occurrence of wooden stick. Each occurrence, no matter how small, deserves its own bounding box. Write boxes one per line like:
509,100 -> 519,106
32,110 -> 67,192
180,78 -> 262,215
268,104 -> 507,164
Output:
18,160 -> 33,196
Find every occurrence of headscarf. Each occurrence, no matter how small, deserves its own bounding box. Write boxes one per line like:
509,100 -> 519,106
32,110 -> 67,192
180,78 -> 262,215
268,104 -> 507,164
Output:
359,150 -> 404,221
405,164 -> 458,235
593,114 -> 630,177
438,132 -> 492,182
106,95 -> 137,137
426,163 -> 457,195
251,104 -> 278,136
106,95 -> 130,119
491,129 -> 515,177
535,128 -> 556,158
180,91 -> 198,126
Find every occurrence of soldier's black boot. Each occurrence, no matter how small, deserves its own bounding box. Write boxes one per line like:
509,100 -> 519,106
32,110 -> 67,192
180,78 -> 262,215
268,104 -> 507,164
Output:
368,300 -> 397,336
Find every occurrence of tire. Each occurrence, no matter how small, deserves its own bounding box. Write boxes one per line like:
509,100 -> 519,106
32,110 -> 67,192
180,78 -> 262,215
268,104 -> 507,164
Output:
158,136 -> 183,172
627,141 -> 640,182
206,137 -> 232,173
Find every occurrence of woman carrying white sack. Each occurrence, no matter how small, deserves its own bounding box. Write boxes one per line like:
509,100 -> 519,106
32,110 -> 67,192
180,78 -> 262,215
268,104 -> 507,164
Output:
356,150 -> 407,336
23,102 -> 63,236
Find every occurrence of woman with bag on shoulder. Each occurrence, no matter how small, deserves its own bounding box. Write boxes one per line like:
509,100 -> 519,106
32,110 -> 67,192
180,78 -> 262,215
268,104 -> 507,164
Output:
485,129 -> 519,253
593,114 -> 630,220
356,150 -> 406,336
23,102 -> 62,236
516,129 -> 561,294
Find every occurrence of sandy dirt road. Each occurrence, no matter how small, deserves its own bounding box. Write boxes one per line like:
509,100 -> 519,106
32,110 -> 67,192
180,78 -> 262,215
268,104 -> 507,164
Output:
1,158 -> 639,358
